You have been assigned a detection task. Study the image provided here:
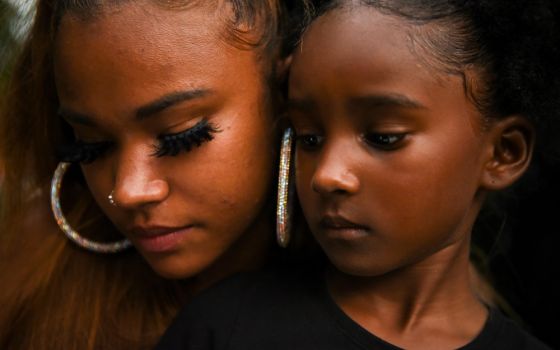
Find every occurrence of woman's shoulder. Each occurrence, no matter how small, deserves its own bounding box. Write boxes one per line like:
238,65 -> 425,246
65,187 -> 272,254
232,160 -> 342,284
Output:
170,266 -> 322,322
156,267 -> 325,349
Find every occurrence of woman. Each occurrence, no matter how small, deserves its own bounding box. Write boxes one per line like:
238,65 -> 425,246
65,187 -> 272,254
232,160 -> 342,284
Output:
0,0 -> 290,348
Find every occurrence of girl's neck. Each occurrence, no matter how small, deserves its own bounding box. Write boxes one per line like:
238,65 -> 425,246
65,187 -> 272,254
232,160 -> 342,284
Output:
327,234 -> 488,349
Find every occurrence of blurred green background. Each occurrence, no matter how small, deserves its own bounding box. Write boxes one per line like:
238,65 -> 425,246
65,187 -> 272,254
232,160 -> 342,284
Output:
1,0 -> 34,182
1,0 -> 34,87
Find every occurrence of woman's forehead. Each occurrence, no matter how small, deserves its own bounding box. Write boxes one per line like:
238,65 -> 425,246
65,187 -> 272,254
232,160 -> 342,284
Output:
53,2 -> 263,125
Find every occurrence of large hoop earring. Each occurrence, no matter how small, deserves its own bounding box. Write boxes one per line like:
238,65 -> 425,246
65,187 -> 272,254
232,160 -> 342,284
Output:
50,162 -> 132,254
276,128 -> 294,248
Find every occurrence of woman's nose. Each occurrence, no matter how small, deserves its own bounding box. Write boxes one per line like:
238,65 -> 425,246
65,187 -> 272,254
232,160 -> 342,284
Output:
112,152 -> 169,209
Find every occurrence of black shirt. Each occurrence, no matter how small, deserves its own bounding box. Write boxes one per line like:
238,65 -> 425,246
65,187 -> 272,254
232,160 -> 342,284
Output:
157,270 -> 552,350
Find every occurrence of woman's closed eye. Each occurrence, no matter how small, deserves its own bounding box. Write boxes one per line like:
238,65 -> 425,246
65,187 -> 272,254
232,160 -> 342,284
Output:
57,140 -> 112,164
58,119 -> 219,164
152,119 -> 219,157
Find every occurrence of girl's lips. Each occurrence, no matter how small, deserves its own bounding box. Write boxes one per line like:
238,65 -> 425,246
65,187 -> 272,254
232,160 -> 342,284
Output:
319,215 -> 370,240
321,227 -> 370,240
131,226 -> 194,253
319,215 -> 369,230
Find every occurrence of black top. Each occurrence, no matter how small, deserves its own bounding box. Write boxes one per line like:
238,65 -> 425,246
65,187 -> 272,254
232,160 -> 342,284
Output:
157,269 -> 552,350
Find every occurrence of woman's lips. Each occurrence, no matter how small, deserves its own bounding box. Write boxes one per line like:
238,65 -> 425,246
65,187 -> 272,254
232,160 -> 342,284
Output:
130,226 -> 194,253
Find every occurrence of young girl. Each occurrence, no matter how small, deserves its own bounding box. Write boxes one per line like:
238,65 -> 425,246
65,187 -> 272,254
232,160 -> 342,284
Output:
157,0 -> 558,349
0,0 -> 291,349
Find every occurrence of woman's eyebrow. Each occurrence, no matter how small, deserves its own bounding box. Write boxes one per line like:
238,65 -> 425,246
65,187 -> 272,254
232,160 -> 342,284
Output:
135,88 -> 213,120
57,88 -> 214,126
57,109 -> 96,126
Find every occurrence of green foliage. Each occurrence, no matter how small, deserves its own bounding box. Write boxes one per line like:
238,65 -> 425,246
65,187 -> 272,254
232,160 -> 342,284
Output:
1,0 -> 34,88
1,0 -> 19,85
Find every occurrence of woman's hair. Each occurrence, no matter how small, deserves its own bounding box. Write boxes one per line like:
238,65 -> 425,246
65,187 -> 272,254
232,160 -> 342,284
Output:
0,1 -> 287,349
293,0 -> 560,336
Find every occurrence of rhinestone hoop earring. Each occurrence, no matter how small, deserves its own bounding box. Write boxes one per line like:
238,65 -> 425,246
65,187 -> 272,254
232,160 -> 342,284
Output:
276,128 -> 294,248
50,162 -> 132,253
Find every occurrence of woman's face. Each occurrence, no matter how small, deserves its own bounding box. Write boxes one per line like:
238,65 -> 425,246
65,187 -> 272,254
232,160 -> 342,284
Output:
54,3 -> 276,279
288,8 -> 492,276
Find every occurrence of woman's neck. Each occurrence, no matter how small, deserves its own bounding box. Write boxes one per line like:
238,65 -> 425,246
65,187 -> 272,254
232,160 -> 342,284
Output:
183,205 -> 274,297
327,234 -> 488,350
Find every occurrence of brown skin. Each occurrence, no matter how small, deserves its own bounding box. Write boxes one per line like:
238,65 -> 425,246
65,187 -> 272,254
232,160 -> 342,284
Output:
289,8 -> 533,349
54,3 -> 276,280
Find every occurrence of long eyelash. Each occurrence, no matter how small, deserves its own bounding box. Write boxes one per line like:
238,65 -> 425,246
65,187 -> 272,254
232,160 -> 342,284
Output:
56,141 -> 111,164
153,119 -> 219,157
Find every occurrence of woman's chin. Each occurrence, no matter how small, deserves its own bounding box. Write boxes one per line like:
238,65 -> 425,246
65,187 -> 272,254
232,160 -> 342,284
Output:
142,252 -> 209,280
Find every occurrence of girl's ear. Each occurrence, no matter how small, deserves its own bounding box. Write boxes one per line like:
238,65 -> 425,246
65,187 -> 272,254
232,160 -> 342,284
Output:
480,115 -> 535,190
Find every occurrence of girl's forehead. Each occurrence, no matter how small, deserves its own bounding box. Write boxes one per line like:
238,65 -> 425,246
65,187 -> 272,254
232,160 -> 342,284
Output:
289,6 -> 481,130
291,9 -> 439,91
292,6 -> 478,93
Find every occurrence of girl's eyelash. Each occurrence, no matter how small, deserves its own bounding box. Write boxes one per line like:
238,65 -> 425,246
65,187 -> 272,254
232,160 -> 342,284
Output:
295,133 -> 323,151
152,119 -> 219,157
294,131 -> 405,149
57,141 -> 112,164
363,133 -> 406,150
293,132 -> 406,152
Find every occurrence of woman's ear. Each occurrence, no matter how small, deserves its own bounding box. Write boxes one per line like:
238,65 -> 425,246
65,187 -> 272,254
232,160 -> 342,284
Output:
480,115 -> 535,190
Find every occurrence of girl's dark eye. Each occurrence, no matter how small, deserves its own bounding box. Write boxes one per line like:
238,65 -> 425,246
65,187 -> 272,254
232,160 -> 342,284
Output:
296,134 -> 323,150
363,133 -> 405,150
57,141 -> 112,164
152,119 -> 219,157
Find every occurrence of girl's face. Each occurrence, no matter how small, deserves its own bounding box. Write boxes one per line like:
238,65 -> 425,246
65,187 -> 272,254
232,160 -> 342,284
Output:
54,3 -> 275,279
289,8 -> 492,276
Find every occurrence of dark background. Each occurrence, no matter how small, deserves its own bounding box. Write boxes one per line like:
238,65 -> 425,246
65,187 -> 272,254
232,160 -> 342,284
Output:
1,0 -> 558,348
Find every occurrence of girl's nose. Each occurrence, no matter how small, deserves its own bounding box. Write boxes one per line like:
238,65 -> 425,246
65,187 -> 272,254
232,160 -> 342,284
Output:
311,142 -> 360,196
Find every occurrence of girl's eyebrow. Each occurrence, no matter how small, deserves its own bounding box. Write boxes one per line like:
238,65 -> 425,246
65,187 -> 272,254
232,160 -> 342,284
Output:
287,93 -> 425,113
348,93 -> 426,110
58,88 -> 214,126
